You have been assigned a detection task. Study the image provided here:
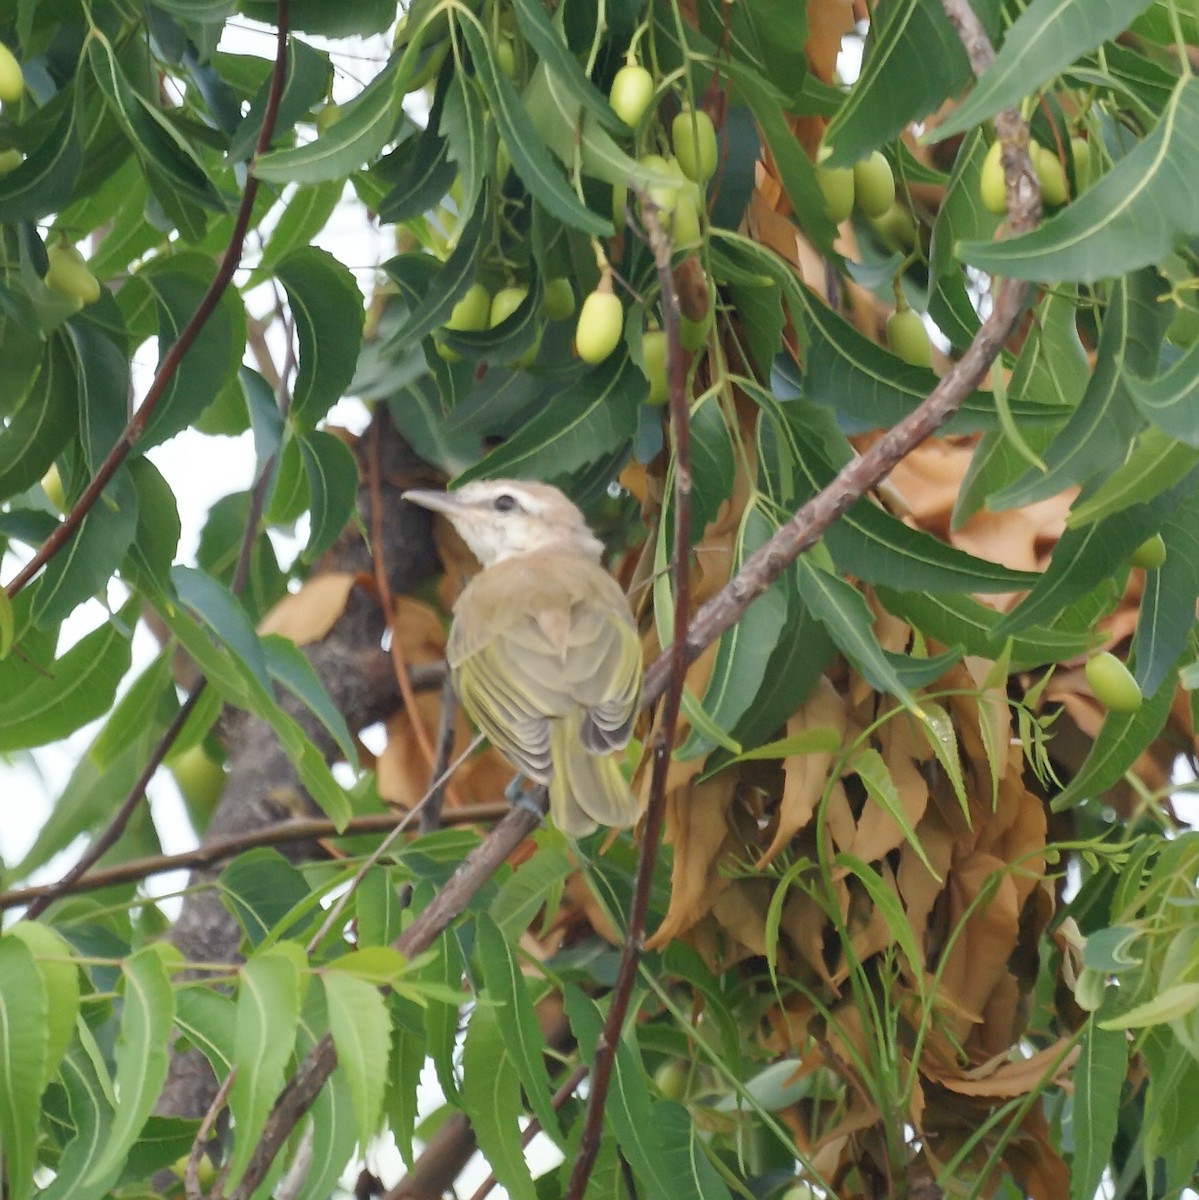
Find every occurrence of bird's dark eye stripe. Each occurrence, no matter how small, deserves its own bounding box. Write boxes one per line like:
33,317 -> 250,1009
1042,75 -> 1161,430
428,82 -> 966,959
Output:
493,494 -> 518,513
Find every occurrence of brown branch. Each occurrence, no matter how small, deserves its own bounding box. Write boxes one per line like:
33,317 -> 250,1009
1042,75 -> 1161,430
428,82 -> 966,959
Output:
0,796 -> 503,913
564,201 -> 692,1200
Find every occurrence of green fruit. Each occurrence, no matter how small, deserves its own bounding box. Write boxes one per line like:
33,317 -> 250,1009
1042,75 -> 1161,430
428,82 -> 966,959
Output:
45,245 -> 101,305
489,286 -> 528,326
852,150 -> 895,218
979,140 -> 1006,215
671,187 -> 703,248
170,745 -> 226,826
575,289 -> 623,364
641,329 -> 668,404
0,148 -> 21,175
782,1187 -> 816,1200
541,277 -> 575,321
0,43 -> 23,104
1129,533 -> 1167,569
869,203 -> 916,252
496,37 -> 516,79
653,1060 -> 687,1100
1085,652 -> 1143,714
609,64 -> 654,127
671,107 -> 718,182
1070,135 -> 1091,191
445,282 -> 491,331
639,153 -> 678,215
1034,143 -> 1068,206
815,165 -> 854,223
314,102 -> 341,132
41,465 -> 65,512
886,308 -> 932,367
679,308 -> 712,351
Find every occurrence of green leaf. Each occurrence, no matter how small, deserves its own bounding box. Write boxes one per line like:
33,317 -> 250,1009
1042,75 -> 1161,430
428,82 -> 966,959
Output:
250,181 -> 345,286
989,271 -> 1166,509
796,555 -> 918,712
297,990 -> 359,1200
678,500 -> 789,760
385,995 -> 426,1168
5,923 -> 81,1092
252,52 -> 404,184
935,0 -> 1157,140
261,635 -> 357,764
848,747 -> 939,878
297,429 -> 359,562
0,333 -> 76,502
460,1003 -> 538,1200
227,39 -> 332,163
0,936 -> 47,1200
796,282 -> 1053,433
323,969 -> 391,1148
455,353 -> 641,485
1070,1017 -> 1130,1200
218,849 -> 312,948
275,247 -> 365,428
226,946 -> 304,1187
0,608 -> 133,753
457,17 -> 611,236
1134,487 -> 1199,695
122,456 -> 183,592
1101,982 -> 1199,1028
85,945 -> 176,1185
877,587 -> 1094,671
488,850 -> 572,942
821,0 -> 994,166
174,988 -> 236,1078
1051,661 -> 1177,810
0,91 -> 83,223
564,988 -> 731,1200
475,916 -> 564,1147
41,1040 -> 118,1200
960,79 -> 1199,282
1127,335 -> 1199,446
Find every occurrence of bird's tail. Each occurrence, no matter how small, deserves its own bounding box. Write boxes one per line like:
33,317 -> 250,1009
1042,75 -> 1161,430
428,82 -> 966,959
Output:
548,714 -> 639,837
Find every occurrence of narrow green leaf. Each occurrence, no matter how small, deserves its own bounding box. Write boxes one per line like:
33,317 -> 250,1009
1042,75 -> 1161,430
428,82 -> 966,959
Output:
1069,1018 -> 1129,1200
385,995 -> 426,1168
0,609 -> 133,753
174,988 -> 236,1078
297,429 -> 359,562
488,851 -> 572,942
990,271 -> 1166,509
475,916 -> 564,1146
1127,334 -> 1199,446
67,321 -> 131,472
297,990 -> 359,1200
5,923 -> 81,1092
323,969 -> 391,1147
848,747 -> 939,878
275,247 -> 365,428
226,946 -> 304,1187
460,1004 -> 539,1200
41,1038 -> 118,1200
0,91 -> 83,223
935,0 -> 1156,139
218,849 -> 311,948
85,945 -> 176,1185
1066,428 -> 1198,527
227,39 -> 332,163
961,79 -> 1199,282
458,17 -> 611,236
261,635 -> 357,764
0,936 -> 48,1200
250,181 -> 345,285
1101,983 -> 1199,1029
122,456 -> 183,592
0,333 -> 76,502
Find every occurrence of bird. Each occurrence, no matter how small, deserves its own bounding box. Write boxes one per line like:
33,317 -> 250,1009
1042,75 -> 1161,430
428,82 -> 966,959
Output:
402,479 -> 643,836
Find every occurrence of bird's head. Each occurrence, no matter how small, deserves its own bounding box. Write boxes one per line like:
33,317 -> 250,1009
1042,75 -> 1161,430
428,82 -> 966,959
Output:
402,479 -> 605,567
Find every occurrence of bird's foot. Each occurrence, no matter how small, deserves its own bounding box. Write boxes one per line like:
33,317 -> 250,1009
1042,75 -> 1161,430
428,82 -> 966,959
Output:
504,775 -> 546,822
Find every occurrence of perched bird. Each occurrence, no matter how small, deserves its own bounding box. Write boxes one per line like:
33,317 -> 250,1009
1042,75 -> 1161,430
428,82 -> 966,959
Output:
402,479 -> 643,836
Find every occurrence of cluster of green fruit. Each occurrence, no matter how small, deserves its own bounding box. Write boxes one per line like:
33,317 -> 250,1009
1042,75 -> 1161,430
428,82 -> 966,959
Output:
814,148 -> 896,225
430,50 -> 720,408
979,135 -> 1090,214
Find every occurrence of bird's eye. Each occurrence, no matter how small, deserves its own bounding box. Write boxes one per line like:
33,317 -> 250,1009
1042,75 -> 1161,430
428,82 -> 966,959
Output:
493,494 -> 519,513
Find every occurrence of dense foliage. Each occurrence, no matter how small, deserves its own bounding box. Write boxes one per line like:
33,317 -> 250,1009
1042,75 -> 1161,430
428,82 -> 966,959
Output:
2,0 -> 1199,1197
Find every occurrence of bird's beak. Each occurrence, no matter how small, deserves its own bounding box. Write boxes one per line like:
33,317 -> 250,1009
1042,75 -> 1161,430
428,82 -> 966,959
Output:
402,488 -> 464,517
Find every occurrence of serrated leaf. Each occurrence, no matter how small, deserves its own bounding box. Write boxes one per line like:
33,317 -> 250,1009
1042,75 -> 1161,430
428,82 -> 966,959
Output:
250,181 -> 344,285
218,849 -> 312,948
227,39 -> 332,163
455,353 -> 641,484
1069,1018 -> 1129,1200
85,945 -> 176,1185
461,1004 -> 538,1200
323,969 -> 391,1147
385,995 -> 426,1168
297,989 -> 359,1200
961,78 -> 1199,282
0,608 -> 133,753
458,17 -> 611,236
226,946 -> 304,1187
41,1040 -> 118,1200
1126,334 -> 1199,446
174,988 -> 236,1077
1101,982 -> 1199,1028
475,916 -> 563,1147
989,271 -> 1166,509
6,923 -> 81,1092
822,0 -> 994,166
0,91 -> 83,223
0,936 -> 47,1200
276,247 -> 365,427
297,429 -> 359,562
935,0 -> 1156,140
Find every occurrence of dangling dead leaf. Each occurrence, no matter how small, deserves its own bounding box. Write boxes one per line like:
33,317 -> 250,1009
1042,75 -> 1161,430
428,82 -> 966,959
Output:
258,572 -> 365,643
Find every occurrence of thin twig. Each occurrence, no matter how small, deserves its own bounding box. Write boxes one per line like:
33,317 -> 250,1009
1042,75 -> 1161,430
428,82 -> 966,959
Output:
564,199 -> 692,1200
186,1067 -> 236,1200
423,671 -> 459,832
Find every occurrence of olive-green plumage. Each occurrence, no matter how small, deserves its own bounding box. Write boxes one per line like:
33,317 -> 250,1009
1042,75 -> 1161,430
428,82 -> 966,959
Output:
402,480 -> 642,836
